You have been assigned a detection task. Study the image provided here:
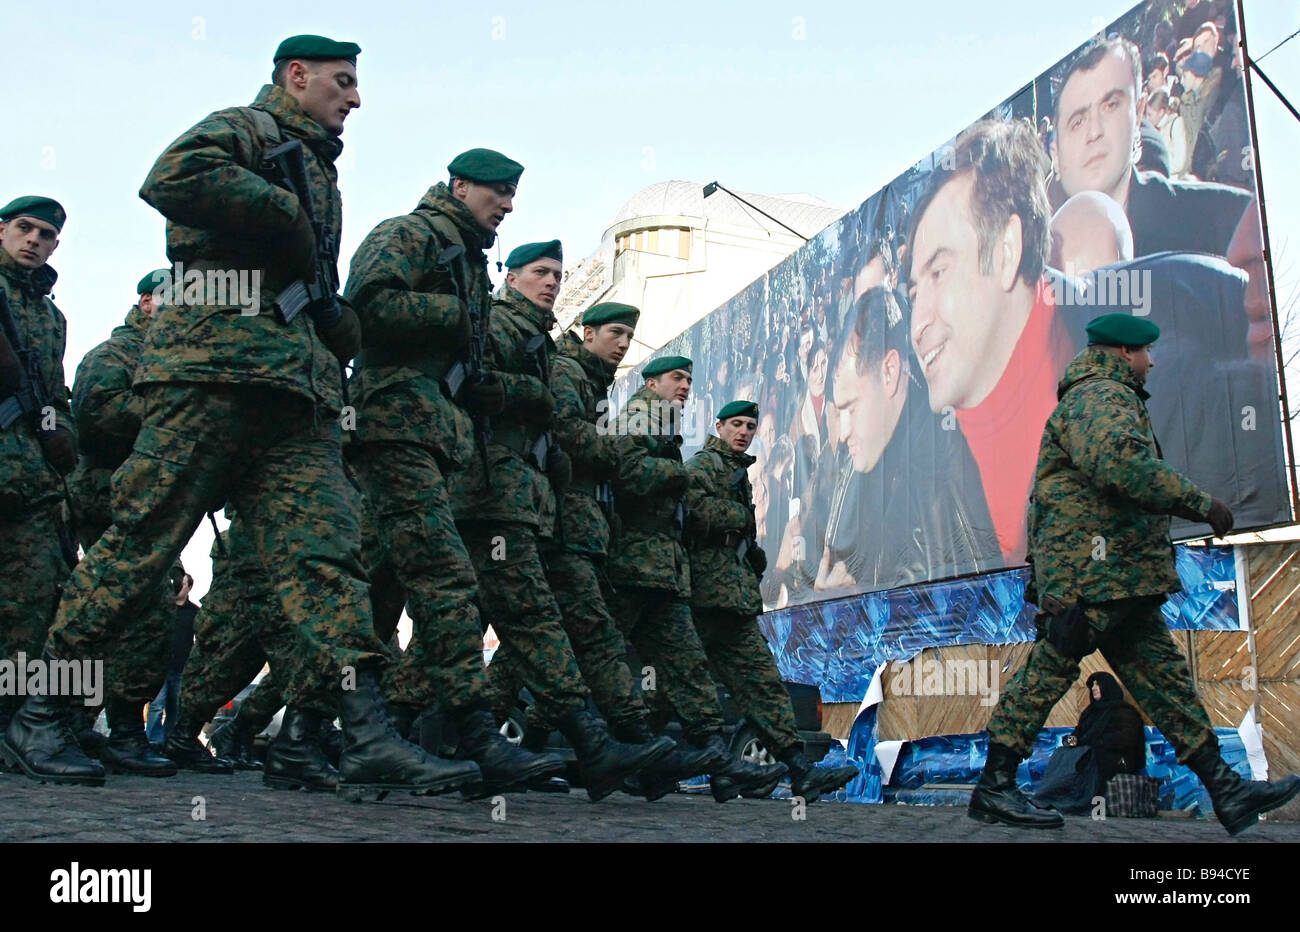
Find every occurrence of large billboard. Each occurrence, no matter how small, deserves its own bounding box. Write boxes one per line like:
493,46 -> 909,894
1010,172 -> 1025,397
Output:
613,0 -> 1292,610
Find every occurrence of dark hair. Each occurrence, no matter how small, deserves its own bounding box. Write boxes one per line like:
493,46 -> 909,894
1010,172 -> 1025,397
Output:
1052,37 -> 1142,125
906,119 -> 1051,290
830,286 -> 911,381
271,59 -> 290,87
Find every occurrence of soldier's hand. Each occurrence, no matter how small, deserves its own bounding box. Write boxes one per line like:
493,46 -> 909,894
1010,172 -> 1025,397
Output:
317,301 -> 362,362
1205,497 -> 1234,538
523,389 -> 556,425
38,426 -> 77,475
546,446 -> 572,492
466,372 -> 506,416
663,472 -> 689,497
749,546 -> 768,575
285,203 -> 317,282
39,424 -> 78,476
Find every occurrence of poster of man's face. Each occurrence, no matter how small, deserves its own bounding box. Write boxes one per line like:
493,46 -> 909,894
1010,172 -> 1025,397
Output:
617,0 -> 1289,612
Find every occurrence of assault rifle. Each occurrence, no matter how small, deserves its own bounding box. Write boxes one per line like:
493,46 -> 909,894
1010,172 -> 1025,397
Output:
261,139 -> 351,405
437,244 -> 491,484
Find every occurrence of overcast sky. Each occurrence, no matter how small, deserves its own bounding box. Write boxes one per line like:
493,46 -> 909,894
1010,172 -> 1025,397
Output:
4,0 -> 1298,599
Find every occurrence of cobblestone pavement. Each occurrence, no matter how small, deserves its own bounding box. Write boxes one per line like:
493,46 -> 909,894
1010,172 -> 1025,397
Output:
1,771 -> 1296,842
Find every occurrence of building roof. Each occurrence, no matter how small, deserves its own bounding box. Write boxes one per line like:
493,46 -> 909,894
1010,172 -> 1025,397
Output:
609,180 -> 841,240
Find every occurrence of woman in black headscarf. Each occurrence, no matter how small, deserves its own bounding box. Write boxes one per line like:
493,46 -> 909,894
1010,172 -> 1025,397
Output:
1065,672 -> 1147,784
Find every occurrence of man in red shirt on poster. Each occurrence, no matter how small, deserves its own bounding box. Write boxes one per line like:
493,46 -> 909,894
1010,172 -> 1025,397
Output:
907,119 -> 1076,565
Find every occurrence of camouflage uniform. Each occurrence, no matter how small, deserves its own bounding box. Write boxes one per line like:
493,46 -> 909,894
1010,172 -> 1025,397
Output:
450,287 -> 590,725
986,347 -> 1218,762
180,515 -> 325,728
67,303 -> 184,707
490,329 -> 650,733
686,433 -> 801,755
343,182 -> 492,716
46,83 -> 385,709
606,385 -> 725,741
0,249 -> 74,719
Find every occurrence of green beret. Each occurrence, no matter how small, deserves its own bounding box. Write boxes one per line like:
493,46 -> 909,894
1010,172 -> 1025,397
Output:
717,400 -> 759,421
137,268 -> 171,296
448,148 -> 524,185
273,35 -> 360,66
506,240 -> 562,269
582,302 -> 640,329
1086,313 -> 1160,347
0,195 -> 66,232
642,355 -> 692,378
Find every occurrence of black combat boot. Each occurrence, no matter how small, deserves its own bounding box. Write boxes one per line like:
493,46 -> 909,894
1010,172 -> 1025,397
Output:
701,734 -> 788,803
386,702 -> 419,744
1187,745 -> 1300,836
318,717 -> 344,769
101,698 -> 178,777
208,711 -> 263,771
336,673 -> 482,800
452,706 -> 566,796
614,721 -> 728,802
162,707 -> 235,774
968,741 -> 1064,828
264,707 -> 339,792
517,722 -> 569,793
1,665 -> 107,786
778,746 -> 860,802
556,706 -> 675,802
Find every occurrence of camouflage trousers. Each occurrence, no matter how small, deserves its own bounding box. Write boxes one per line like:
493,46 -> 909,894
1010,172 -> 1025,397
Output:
987,595 -> 1217,762
607,585 -> 725,742
0,504 -> 71,721
491,548 -> 649,735
350,440 -> 488,714
180,520 -> 328,724
460,521 -> 589,725
71,499 -> 182,716
47,383 -> 385,708
692,607 -> 801,755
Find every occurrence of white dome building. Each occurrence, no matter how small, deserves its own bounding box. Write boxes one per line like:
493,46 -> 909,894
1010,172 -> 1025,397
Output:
554,180 -> 843,371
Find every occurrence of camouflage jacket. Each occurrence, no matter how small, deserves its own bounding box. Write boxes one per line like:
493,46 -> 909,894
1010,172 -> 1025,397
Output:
607,384 -> 692,595
550,331 -> 621,557
137,84 -> 345,410
344,182 -> 488,473
67,304 -> 152,538
449,287 -> 556,533
1028,347 -> 1212,605
0,249 -> 73,514
686,434 -> 762,614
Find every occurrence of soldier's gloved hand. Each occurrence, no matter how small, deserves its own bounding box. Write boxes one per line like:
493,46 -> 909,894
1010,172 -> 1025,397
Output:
38,424 -> 78,476
466,372 -> 506,416
546,446 -> 572,492
317,300 -> 362,362
522,389 -> 556,425
748,546 -> 768,575
1205,497 -> 1235,537
663,473 -> 689,497
284,202 -> 317,282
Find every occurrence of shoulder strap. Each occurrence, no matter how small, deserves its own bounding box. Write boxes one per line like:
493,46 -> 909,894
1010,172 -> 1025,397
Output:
239,107 -> 282,155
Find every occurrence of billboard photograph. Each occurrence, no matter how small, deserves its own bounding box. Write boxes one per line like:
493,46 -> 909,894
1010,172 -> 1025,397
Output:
616,0 -> 1293,611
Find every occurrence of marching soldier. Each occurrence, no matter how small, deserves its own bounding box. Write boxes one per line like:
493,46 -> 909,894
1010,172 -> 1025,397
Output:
970,313 -> 1300,833
345,151 -> 580,795
608,356 -> 789,801
4,36 -> 462,796
0,196 -> 77,740
432,220 -> 674,801
66,270 -> 199,776
686,400 -> 859,801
